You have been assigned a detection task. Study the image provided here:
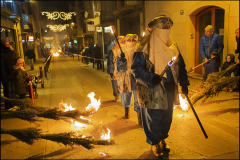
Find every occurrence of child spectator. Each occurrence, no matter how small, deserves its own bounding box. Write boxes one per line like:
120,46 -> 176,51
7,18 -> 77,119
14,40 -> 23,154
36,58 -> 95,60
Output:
203,49 -> 220,80
13,58 -> 28,99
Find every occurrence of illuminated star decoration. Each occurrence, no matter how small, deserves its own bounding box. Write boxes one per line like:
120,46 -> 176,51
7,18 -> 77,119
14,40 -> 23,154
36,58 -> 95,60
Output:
42,12 -> 76,20
46,24 -> 69,32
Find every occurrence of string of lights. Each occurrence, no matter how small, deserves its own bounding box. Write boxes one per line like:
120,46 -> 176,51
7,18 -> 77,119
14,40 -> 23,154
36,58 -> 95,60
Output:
43,37 -> 55,40
42,12 -> 76,20
46,24 -> 69,32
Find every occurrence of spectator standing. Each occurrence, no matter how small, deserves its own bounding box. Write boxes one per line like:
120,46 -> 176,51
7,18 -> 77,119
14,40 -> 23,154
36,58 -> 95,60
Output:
94,43 -> 102,69
84,44 -> 89,65
13,58 -> 28,99
25,46 -> 36,70
200,25 -> 224,81
89,43 -> 94,63
1,39 -> 17,109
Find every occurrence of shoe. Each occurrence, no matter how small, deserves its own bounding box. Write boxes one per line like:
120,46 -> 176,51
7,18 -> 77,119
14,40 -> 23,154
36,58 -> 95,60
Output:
151,144 -> 163,158
160,139 -> 170,152
125,107 -> 129,119
137,112 -> 143,128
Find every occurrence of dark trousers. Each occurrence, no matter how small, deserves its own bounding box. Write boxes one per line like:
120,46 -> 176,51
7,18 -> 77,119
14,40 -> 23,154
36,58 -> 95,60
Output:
96,60 -> 102,69
2,81 -> 15,109
141,81 -> 175,145
19,94 -> 26,99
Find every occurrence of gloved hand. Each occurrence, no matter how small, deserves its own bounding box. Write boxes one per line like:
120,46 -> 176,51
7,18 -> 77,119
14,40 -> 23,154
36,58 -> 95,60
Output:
109,73 -> 113,78
181,85 -> 188,95
121,52 -> 125,61
152,75 -> 162,85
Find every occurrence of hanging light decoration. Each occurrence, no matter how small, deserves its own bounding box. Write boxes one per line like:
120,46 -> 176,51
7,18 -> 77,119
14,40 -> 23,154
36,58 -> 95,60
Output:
42,12 -> 76,20
43,37 -> 55,40
46,24 -> 69,32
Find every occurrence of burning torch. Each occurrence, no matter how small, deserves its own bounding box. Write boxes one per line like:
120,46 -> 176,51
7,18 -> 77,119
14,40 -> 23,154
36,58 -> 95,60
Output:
159,56 -> 208,138
110,26 -> 126,61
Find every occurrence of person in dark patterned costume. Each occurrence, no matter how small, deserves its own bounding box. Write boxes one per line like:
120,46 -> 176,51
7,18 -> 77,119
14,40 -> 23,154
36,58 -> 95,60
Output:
131,16 -> 189,158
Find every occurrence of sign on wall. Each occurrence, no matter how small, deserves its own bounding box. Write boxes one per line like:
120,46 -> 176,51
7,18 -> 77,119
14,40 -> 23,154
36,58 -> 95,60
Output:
27,36 -> 34,42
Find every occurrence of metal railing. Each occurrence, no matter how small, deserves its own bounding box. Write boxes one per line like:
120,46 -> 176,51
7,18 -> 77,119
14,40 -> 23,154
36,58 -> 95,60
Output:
77,55 -> 106,72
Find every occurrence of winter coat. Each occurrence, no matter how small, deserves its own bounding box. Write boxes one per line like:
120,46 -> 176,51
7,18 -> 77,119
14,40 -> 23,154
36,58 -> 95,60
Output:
131,51 -> 189,109
94,45 -> 102,59
200,31 -> 224,59
1,43 -> 17,84
221,54 -> 236,77
13,67 -> 28,95
84,47 -> 89,57
203,56 -> 220,76
25,49 -> 36,60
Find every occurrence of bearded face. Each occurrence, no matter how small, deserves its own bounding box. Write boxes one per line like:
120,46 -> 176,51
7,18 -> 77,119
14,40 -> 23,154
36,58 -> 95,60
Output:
126,39 -> 137,48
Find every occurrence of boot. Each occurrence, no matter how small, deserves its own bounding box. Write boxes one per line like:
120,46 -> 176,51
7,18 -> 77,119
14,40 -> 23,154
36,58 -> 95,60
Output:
151,144 -> 163,158
125,107 -> 129,119
137,112 -> 143,128
160,139 -> 170,152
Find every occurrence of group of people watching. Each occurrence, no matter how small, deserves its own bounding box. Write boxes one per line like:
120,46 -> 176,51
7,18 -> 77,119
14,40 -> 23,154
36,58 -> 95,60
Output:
200,26 -> 239,91
80,43 -> 103,70
1,39 -> 34,110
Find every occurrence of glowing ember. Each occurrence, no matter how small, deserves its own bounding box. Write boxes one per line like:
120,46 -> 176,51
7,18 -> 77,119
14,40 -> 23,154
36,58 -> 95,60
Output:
86,92 -> 101,111
178,114 -> 184,117
179,94 -> 189,111
53,52 -> 59,56
172,56 -> 176,61
101,128 -> 110,140
142,32 -> 145,37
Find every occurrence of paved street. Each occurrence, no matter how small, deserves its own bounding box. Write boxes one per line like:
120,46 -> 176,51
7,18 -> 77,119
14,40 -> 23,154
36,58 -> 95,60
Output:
1,55 -> 239,159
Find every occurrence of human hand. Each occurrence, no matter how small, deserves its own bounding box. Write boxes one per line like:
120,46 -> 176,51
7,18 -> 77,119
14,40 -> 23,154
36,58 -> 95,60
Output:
121,52 -> 125,60
205,58 -> 208,62
152,75 -> 162,85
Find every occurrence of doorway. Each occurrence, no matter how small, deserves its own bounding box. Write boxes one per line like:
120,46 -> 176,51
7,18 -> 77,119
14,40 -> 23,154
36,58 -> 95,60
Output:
195,6 -> 225,74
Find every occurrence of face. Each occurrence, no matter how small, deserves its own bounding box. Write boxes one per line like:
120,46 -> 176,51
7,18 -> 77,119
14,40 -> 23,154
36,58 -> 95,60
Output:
17,62 -> 24,67
5,42 -> 10,48
226,56 -> 231,62
205,30 -> 211,36
236,30 -> 239,38
126,39 -> 137,48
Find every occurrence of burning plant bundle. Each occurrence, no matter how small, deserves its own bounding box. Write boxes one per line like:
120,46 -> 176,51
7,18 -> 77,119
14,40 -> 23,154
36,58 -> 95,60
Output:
189,64 -> 239,104
1,92 -> 101,122
1,127 -> 114,149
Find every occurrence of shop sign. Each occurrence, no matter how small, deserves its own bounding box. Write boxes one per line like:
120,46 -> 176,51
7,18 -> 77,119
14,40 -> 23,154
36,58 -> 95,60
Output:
96,27 -> 102,32
104,27 -> 111,33
88,24 -> 95,32
27,36 -> 34,42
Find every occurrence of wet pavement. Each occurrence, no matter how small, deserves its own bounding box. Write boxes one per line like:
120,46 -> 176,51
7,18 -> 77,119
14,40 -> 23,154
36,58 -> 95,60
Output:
1,55 -> 239,159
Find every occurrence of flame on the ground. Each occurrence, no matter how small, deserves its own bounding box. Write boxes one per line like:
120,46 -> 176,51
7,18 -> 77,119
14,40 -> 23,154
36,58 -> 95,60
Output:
86,92 -> 101,111
71,119 -> 87,129
99,152 -> 107,156
59,102 -> 75,112
80,116 -> 91,122
101,128 -> 110,140
179,94 -> 189,111
53,52 -> 59,56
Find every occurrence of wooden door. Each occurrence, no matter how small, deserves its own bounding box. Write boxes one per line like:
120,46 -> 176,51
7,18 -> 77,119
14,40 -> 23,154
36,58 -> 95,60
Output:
195,7 -> 224,74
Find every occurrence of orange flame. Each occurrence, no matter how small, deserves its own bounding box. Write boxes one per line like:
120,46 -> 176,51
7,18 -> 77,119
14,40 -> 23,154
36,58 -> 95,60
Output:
86,92 -> 101,111
53,52 -> 59,56
101,128 -> 110,140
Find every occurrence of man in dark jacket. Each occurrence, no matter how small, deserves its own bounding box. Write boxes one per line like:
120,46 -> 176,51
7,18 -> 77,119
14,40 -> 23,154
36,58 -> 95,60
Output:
84,44 -> 89,65
200,25 -> 224,81
89,43 -> 94,63
94,44 -> 102,69
1,39 -> 17,109
25,47 -> 36,70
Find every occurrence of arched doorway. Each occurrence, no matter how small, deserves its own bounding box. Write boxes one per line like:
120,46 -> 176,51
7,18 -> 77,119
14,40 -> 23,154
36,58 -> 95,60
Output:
195,6 -> 225,74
